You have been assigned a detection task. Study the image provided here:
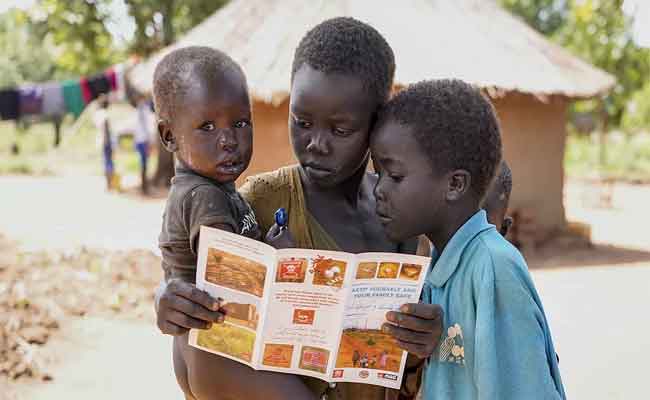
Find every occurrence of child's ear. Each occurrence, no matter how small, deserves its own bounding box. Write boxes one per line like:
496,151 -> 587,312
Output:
445,169 -> 472,202
500,216 -> 513,237
158,119 -> 178,152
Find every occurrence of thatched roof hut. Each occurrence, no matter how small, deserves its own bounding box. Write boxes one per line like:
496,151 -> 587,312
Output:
131,0 -> 615,243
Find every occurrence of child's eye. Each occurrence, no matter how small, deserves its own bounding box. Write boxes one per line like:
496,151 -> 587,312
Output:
234,120 -> 251,129
200,122 -> 216,131
390,175 -> 404,182
333,127 -> 353,136
292,116 -> 312,129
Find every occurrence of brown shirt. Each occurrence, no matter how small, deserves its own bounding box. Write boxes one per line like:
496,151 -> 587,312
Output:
159,165 -> 261,283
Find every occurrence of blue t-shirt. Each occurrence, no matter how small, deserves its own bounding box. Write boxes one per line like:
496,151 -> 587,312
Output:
421,210 -> 565,400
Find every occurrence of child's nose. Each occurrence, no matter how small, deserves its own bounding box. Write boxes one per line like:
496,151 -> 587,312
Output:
373,179 -> 386,202
305,130 -> 329,155
218,129 -> 238,151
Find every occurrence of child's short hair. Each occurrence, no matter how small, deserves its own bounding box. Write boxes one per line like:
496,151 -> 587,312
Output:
378,79 -> 502,200
492,161 -> 513,204
291,17 -> 395,107
153,46 -> 245,120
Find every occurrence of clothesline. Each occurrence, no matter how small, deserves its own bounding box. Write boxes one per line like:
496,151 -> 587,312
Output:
0,63 -> 128,122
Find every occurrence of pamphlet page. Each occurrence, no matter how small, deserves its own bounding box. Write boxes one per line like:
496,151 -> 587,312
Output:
257,249 -> 355,379
189,226 -> 276,368
331,253 -> 430,389
189,227 -> 431,389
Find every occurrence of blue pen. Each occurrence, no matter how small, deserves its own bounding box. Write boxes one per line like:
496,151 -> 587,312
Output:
275,208 -> 288,231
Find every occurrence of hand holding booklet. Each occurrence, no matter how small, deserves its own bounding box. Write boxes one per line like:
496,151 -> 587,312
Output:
189,226 -> 430,389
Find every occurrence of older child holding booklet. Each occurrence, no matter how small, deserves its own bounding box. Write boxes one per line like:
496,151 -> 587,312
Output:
372,80 -> 566,400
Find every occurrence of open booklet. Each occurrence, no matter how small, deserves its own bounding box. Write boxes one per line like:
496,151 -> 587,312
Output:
189,226 -> 431,389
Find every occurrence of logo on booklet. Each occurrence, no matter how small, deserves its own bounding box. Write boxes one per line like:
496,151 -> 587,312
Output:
276,258 -> 307,283
332,369 -> 344,378
377,372 -> 398,381
292,309 -> 315,325
358,370 -> 369,379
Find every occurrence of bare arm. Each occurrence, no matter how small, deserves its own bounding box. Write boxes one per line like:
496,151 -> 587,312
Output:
155,222 -> 234,336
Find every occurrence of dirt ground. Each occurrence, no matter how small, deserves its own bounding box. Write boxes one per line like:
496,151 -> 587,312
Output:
0,175 -> 181,400
1,175 -> 649,399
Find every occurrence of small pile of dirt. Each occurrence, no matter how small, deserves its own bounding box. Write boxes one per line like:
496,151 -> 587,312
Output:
0,239 -> 162,381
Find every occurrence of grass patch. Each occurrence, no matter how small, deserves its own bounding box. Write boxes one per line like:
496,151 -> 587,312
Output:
0,103 -> 155,177
565,132 -> 650,182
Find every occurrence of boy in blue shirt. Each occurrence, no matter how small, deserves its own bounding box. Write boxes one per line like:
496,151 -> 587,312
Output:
372,80 -> 565,399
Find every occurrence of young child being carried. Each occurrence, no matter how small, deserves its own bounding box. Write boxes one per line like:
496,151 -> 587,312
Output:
154,46 -> 309,400
372,80 -> 566,399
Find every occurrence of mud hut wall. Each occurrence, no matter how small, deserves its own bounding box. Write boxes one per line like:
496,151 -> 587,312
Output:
238,93 -> 569,238
492,93 -> 568,235
237,99 -> 296,185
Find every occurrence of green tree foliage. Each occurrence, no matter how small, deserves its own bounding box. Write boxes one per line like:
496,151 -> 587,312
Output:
29,0 -> 124,76
124,0 -> 228,56
501,0 -> 650,129
622,81 -> 650,131
8,0 -> 228,78
555,0 -> 650,127
0,9 -> 58,87
500,0 -> 567,35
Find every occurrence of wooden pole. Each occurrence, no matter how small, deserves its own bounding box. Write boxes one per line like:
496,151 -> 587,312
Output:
599,97 -> 608,170
53,115 -> 62,147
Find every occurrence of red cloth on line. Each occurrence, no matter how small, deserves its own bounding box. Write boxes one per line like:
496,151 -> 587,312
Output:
80,77 -> 93,104
106,68 -> 117,91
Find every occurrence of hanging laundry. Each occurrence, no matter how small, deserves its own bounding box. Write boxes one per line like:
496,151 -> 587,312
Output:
41,82 -> 65,116
114,63 -> 127,101
106,68 -> 117,92
62,80 -> 85,118
0,88 -> 20,120
80,77 -> 93,104
18,85 -> 44,116
87,73 -> 111,100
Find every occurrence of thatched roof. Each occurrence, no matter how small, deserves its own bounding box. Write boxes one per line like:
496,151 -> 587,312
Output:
130,0 -> 615,104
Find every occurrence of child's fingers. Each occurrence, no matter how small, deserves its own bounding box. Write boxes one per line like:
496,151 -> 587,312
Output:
265,224 -> 295,249
268,223 -> 281,236
385,311 -> 440,333
399,303 -> 444,320
277,228 -> 294,243
394,339 -> 433,359
382,323 -> 433,345
167,279 -> 220,311
166,296 -> 224,323
265,224 -> 280,243
157,319 -> 189,336
165,310 -> 215,330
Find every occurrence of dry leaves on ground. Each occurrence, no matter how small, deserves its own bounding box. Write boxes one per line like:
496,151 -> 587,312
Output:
0,237 -> 162,381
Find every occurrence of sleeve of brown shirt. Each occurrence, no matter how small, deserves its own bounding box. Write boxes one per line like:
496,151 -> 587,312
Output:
183,185 -> 239,255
